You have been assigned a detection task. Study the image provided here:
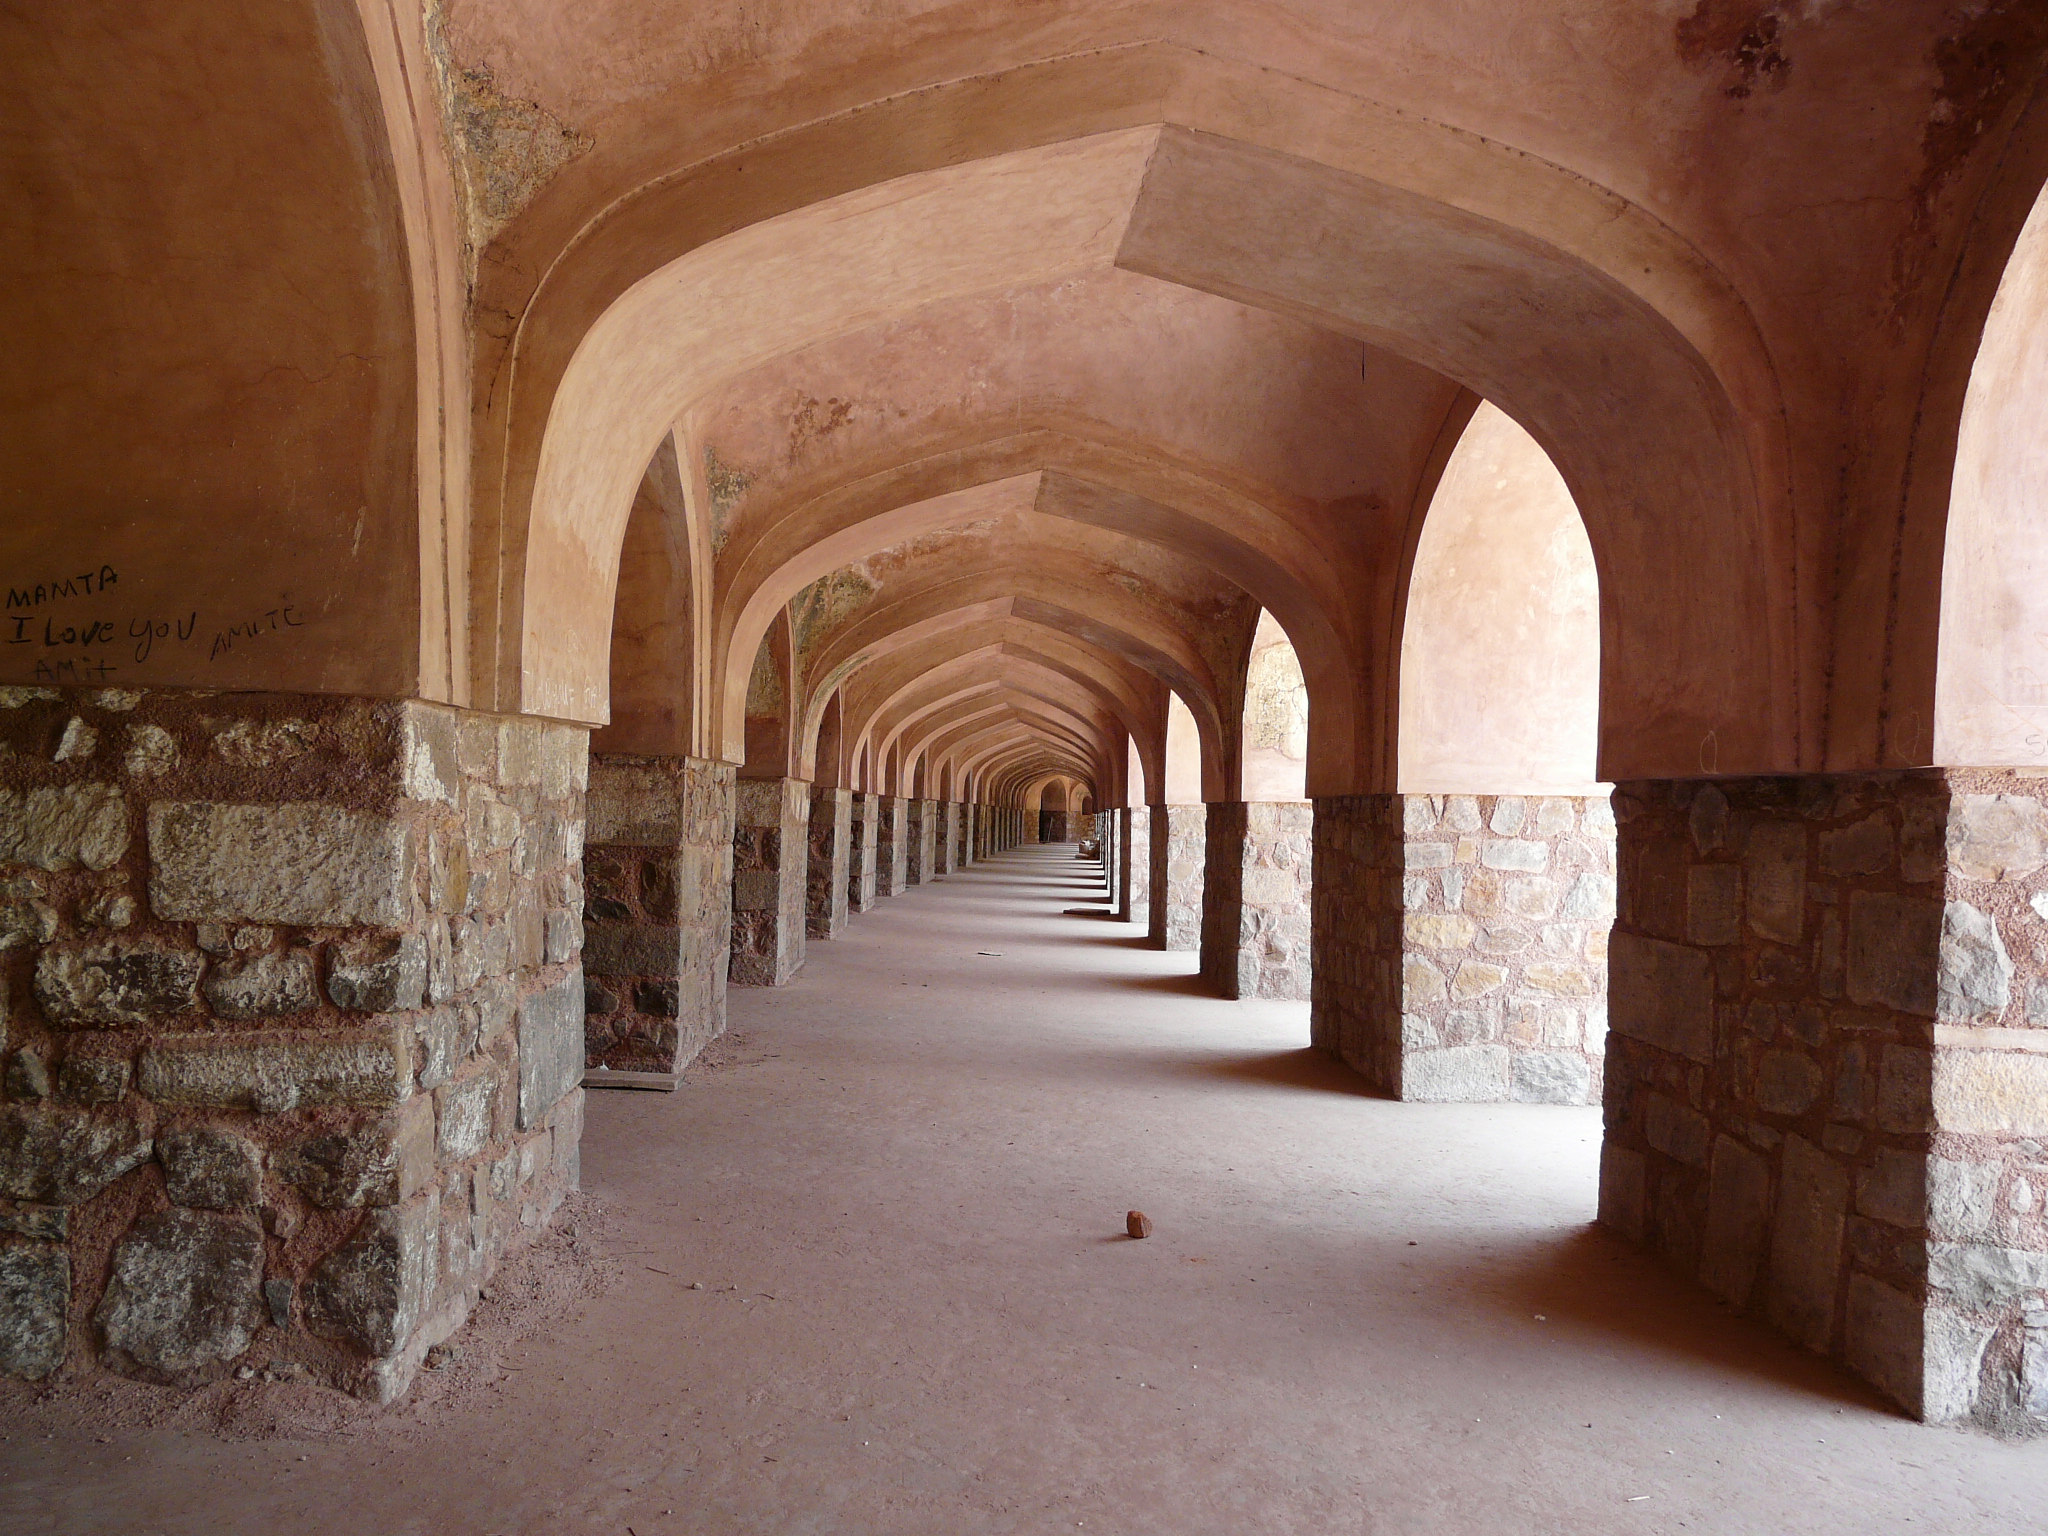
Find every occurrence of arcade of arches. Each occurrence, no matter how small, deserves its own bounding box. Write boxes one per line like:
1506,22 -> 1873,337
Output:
5,2 -> 2048,1518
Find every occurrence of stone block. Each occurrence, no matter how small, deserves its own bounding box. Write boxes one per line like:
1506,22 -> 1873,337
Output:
304,1192 -> 440,1358
34,941 -> 203,1027
1451,960 -> 1507,1000
56,1051 -> 130,1105
1401,954 -> 1446,1006
1766,1134 -> 1849,1353
96,1209 -> 265,1374
1560,873 -> 1610,922
1819,815 -> 1893,877
1480,839 -> 1548,872
540,726 -> 589,800
0,1104 -> 153,1204
1598,1144 -> 1647,1241
0,1238 -> 68,1380
1844,1273 -> 1923,1417
0,1206 -> 66,1241
1845,892 -> 1941,1015
1504,877 -> 1559,920
1444,797 -> 1482,832
1509,1052 -> 1591,1104
399,706 -> 459,806
202,949 -> 318,1019
1754,1050 -> 1822,1116
1927,1155 -> 2000,1239
1488,797 -> 1526,835
137,1029 -> 409,1112
1609,933 -> 1714,1063
436,1071 -> 495,1162
1700,1134 -> 1772,1305
1404,841 -> 1453,871
0,783 -> 127,871
0,894 -> 58,950
276,1098 -> 435,1208
1401,1044 -> 1509,1102
1854,1148 -> 1925,1229
1947,793 -> 2044,882
1923,1307 -> 1995,1423
1403,913 -> 1475,950
1927,1241 -> 2048,1310
1937,900 -> 2012,1022
1644,1093 -> 1710,1168
123,724 -> 178,778
1524,963 -> 1595,997
326,932 -> 428,1014
582,924 -> 684,977
1931,1048 -> 2048,1135
1743,822 -> 1806,944
1686,865 -> 1742,946
517,970 -> 585,1131
148,802 -> 412,927
159,1127 -> 263,1210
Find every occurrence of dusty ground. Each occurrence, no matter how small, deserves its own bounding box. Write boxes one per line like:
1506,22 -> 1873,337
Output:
2,844 -> 2044,1534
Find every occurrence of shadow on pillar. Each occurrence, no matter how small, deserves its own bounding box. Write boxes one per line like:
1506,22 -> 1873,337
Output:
1202,801 -> 1314,999
730,777 -> 808,985
847,792 -> 879,912
585,753 -> 736,1074
807,787 -> 850,939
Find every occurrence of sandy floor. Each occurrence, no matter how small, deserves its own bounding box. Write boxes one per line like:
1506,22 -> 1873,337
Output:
2,843 -> 2044,1534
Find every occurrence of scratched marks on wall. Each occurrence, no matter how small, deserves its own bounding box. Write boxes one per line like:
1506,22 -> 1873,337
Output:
3,562 -> 307,682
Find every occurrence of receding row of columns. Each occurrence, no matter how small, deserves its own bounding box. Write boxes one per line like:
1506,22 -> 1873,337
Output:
584,762 -> 1032,1077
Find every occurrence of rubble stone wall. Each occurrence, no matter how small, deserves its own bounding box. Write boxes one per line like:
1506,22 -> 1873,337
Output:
905,800 -> 927,885
1601,771 -> 2048,1429
583,754 -> 734,1074
0,686 -> 586,1402
1149,805 -> 1204,951
1200,802 -> 1313,1000
729,778 -> 807,986
848,793 -> 878,913
806,788 -> 850,940
876,797 -> 908,896
1397,794 -> 1614,1104
1125,806 -> 1150,933
1310,795 -> 1405,1079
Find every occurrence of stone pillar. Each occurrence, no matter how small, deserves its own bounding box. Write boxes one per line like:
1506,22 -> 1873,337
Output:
958,803 -> 975,867
806,787 -> 851,940
938,802 -> 959,874
584,754 -> 736,1076
846,792 -> 879,913
1149,804 -> 1205,950
729,778 -> 808,986
904,800 -> 928,885
1200,801 -> 1315,1000
875,796 -> 909,896
0,688 -> 586,1403
1597,771 -> 2048,1430
1311,794 -> 1613,1104
1125,805 -> 1150,932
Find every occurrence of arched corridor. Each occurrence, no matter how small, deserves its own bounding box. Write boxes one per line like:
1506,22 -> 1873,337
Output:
8,4 -> 2048,1524
2,844 -> 2038,1531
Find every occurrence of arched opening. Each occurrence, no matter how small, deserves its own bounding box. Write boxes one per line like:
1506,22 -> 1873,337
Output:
1340,400 -> 1612,1105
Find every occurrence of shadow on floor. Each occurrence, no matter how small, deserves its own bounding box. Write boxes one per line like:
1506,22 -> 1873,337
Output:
1179,1047 -> 1389,1098
1106,970 -> 1214,996
1474,1225 -> 1893,1414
